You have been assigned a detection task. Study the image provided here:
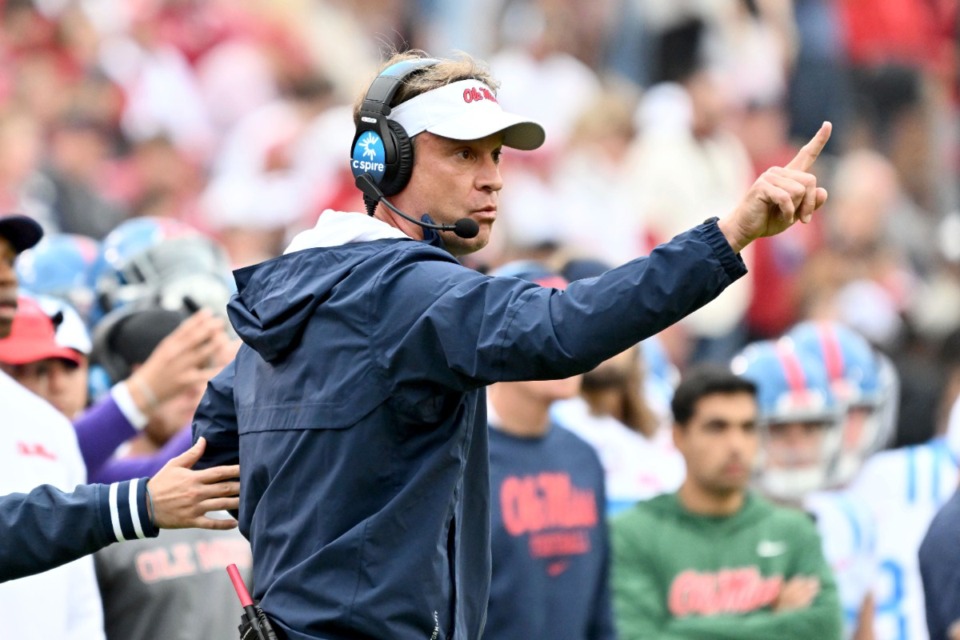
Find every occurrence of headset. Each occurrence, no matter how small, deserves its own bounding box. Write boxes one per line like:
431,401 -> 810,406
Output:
350,57 -> 441,213
88,298 -> 194,400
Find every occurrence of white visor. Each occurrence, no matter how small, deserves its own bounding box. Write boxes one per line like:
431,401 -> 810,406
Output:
389,79 -> 545,150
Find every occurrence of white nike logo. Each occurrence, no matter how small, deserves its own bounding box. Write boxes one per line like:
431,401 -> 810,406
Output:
756,540 -> 787,557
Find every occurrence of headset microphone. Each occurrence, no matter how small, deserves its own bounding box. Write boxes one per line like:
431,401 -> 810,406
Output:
355,174 -> 480,239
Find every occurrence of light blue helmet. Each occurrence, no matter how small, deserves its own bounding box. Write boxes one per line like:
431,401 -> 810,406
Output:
89,217 -> 235,326
15,233 -> 100,326
784,321 -> 889,485
786,321 -> 880,405
731,339 -> 843,501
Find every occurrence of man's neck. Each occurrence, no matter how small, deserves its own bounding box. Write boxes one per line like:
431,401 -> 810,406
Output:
488,385 -> 551,438
677,480 -> 745,517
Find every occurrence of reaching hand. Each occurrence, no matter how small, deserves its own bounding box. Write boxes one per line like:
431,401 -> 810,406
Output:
145,437 -> 240,530
126,309 -> 230,414
719,122 -> 832,253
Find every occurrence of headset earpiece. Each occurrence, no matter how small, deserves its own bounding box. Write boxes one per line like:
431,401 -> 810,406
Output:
350,58 -> 440,203
377,120 -> 415,197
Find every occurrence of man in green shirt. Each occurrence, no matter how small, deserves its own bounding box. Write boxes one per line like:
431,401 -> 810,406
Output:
610,366 -> 843,640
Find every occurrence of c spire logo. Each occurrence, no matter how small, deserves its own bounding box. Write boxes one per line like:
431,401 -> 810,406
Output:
351,131 -> 386,180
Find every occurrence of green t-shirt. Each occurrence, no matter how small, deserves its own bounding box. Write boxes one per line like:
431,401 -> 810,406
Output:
611,492 -> 842,640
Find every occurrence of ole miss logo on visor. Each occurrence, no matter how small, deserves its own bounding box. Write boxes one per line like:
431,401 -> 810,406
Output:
462,86 -> 498,104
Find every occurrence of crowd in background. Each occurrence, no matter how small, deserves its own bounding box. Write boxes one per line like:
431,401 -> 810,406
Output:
0,0 -> 958,638
1,0 -> 957,440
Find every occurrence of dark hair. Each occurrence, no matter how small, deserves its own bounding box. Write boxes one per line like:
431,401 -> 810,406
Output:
671,366 -> 757,426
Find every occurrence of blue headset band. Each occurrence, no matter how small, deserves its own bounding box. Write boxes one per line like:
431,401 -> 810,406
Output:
360,58 -> 442,116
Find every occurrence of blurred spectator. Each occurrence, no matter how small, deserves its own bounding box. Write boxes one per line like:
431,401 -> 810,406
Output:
847,367 -> 960,639
0,213 -> 105,639
552,344 -> 685,516
0,295 -> 90,419
796,149 -> 913,348
34,116 -> 126,238
102,14 -> 217,163
0,108 -> 54,230
202,72 -> 338,266
485,260 -> 616,640
734,337 -> 878,639
624,16 -> 755,365
548,88 -> 651,265
788,0 -> 853,150
94,513 -> 252,640
490,1 -> 603,158
89,305 -> 232,474
611,366 -> 843,639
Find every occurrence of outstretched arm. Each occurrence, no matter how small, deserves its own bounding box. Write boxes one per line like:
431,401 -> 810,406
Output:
0,438 -> 239,583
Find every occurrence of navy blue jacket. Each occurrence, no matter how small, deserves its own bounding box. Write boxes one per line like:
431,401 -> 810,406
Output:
920,488 -> 960,640
0,478 -> 158,582
193,218 -> 745,640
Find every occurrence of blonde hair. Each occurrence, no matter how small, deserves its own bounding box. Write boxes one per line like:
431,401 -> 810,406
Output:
352,50 -> 500,127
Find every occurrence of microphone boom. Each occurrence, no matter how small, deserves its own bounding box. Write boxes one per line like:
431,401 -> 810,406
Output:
355,174 -> 480,239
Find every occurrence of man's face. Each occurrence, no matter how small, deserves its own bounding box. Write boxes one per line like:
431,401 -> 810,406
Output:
390,131 -> 504,257
765,420 -> 828,469
674,392 -> 759,496
0,236 -> 18,339
3,356 -> 89,418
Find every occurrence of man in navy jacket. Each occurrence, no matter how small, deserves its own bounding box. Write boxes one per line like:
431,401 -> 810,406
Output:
193,50 -> 832,640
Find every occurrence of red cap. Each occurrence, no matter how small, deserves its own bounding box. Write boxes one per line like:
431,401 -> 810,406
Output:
0,296 -> 82,366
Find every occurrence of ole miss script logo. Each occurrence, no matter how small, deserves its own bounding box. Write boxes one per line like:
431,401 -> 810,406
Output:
668,567 -> 783,617
463,86 -> 498,104
498,471 -> 598,575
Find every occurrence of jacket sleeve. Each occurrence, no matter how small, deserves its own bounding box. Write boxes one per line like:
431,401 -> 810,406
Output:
0,479 -> 159,583
379,220 -> 746,392
192,358 -> 240,470
73,390 -> 138,481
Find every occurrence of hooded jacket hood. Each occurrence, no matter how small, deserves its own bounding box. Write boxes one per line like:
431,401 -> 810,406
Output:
227,211 -> 409,362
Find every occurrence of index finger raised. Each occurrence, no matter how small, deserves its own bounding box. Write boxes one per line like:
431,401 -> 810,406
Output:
786,121 -> 832,172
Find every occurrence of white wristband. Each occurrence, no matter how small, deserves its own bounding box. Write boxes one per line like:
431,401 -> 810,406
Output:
111,382 -> 150,431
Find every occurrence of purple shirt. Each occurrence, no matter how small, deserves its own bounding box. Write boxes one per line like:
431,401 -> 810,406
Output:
73,395 -> 192,483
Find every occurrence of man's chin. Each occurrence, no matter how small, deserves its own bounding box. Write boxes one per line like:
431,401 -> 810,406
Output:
0,318 -> 12,340
446,231 -> 490,257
